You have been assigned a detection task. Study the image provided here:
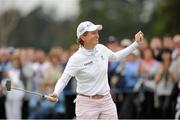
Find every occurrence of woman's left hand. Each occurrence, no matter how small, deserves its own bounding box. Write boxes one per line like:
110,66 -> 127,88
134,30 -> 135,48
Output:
135,31 -> 144,45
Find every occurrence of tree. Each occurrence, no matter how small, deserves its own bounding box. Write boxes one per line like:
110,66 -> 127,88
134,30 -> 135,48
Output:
8,6 -> 75,51
150,0 -> 180,36
77,0 -> 145,43
0,10 -> 20,47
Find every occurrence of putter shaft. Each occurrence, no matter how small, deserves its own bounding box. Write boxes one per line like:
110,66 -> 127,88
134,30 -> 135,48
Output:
9,87 -> 57,101
11,87 -> 44,97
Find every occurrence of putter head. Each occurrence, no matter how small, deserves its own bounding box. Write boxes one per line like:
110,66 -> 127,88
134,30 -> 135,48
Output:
6,80 -> 11,91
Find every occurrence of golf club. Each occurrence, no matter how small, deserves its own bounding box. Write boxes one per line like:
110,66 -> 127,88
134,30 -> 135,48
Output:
5,80 -> 58,102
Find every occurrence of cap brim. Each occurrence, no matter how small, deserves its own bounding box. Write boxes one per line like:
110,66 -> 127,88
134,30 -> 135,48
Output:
86,25 -> 103,32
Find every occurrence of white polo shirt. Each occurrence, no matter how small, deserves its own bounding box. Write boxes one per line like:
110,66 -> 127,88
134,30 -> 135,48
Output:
54,42 -> 138,96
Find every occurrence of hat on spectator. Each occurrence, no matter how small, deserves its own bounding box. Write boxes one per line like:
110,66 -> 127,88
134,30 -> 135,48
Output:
107,35 -> 117,43
120,39 -> 132,47
77,21 -> 103,39
8,47 -> 16,55
131,49 -> 140,57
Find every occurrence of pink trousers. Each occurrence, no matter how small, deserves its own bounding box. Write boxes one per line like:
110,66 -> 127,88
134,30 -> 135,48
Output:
75,93 -> 118,119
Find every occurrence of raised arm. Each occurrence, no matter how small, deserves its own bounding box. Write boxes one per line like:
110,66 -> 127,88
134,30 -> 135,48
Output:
109,31 -> 144,61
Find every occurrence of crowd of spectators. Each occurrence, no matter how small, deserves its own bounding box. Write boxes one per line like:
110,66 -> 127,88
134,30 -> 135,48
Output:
0,34 -> 180,119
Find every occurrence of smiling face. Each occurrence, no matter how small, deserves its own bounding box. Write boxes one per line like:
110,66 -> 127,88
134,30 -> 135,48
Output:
80,30 -> 100,49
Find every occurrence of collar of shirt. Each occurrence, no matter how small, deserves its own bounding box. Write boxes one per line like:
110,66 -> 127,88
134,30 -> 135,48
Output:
79,45 -> 98,56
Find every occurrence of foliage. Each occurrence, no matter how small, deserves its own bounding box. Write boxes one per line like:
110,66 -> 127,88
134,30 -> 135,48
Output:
149,0 -> 180,36
8,7 -> 75,51
78,0 -> 145,43
0,0 -> 179,50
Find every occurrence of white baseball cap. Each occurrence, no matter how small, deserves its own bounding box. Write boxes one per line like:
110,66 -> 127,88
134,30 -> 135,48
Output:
76,21 -> 103,39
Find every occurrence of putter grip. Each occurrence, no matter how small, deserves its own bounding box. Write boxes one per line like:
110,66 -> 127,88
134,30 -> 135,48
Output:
44,95 -> 58,102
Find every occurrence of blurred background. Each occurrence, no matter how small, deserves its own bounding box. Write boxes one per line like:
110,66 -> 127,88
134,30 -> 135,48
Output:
0,0 -> 180,119
0,0 -> 179,50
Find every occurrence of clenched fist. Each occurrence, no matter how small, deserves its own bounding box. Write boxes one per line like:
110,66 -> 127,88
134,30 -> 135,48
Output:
135,31 -> 144,46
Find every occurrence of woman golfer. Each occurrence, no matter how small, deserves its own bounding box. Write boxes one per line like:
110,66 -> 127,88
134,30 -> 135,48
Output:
48,21 -> 144,119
